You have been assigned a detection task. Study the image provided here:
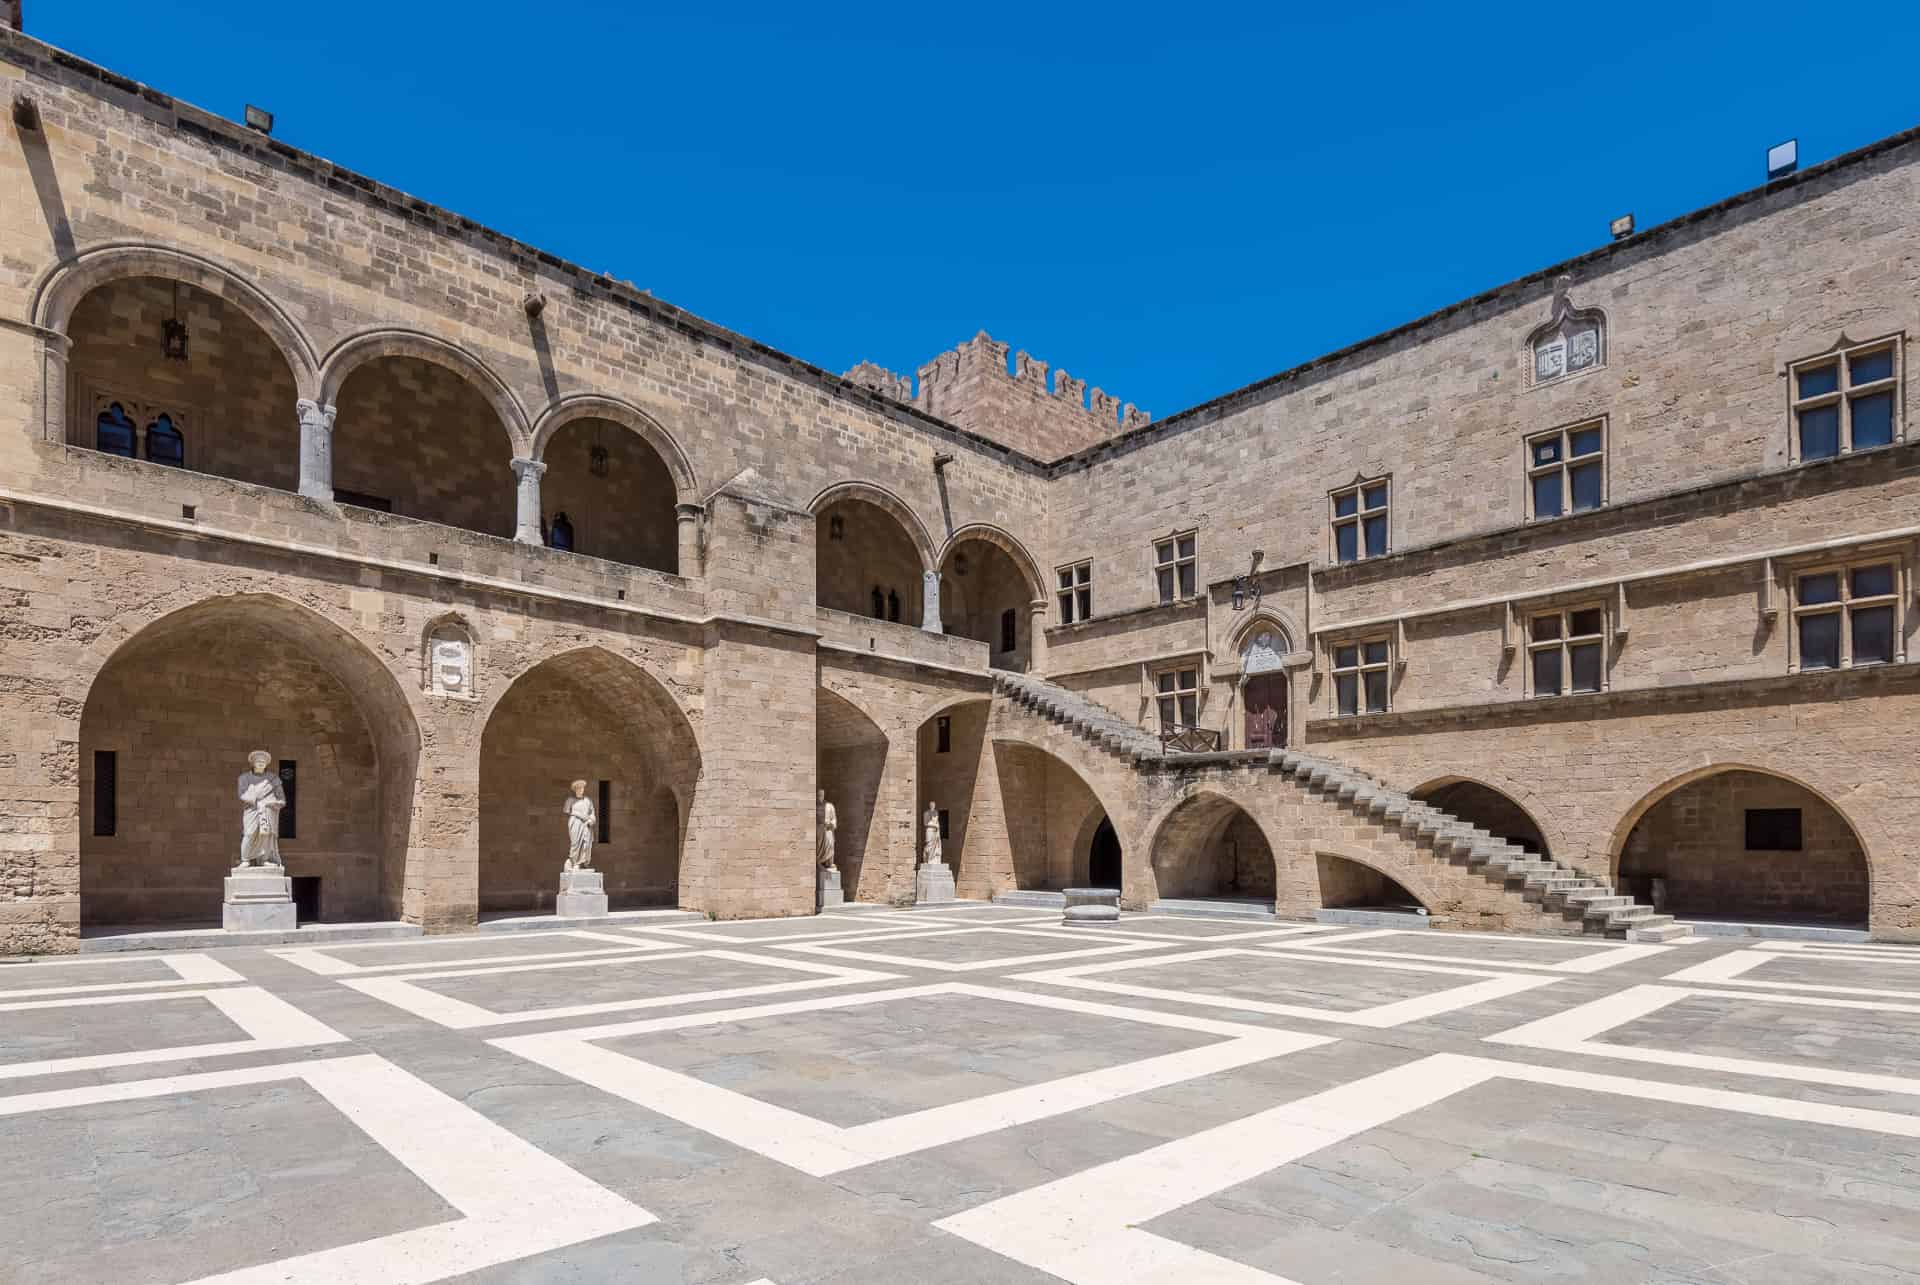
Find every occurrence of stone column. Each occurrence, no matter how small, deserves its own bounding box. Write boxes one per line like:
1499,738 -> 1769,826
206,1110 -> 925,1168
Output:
1028,599 -> 1050,674
921,569 -> 943,634
510,457 -> 546,545
38,332 -> 70,445
675,502 -> 704,578
295,399 -> 337,502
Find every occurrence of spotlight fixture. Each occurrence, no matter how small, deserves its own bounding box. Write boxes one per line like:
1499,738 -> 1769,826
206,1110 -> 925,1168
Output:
1609,213 -> 1634,240
243,104 -> 274,135
1766,138 -> 1798,181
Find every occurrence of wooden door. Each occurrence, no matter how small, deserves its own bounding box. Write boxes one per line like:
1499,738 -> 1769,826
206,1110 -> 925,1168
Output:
1244,674 -> 1286,750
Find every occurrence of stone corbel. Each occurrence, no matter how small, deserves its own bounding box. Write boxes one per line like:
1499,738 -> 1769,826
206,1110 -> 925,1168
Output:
1759,558 -> 1779,622
1614,581 -> 1630,640
1393,617 -> 1408,669
1500,601 -> 1518,653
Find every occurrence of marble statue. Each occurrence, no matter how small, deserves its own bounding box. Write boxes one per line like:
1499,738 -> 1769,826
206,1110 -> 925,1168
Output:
563,779 -> 597,870
817,789 -> 837,870
235,750 -> 286,868
922,801 -> 943,866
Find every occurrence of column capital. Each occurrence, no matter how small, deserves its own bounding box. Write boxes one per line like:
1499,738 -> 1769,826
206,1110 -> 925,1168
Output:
295,399 -> 337,433
510,456 -> 547,482
674,502 -> 705,520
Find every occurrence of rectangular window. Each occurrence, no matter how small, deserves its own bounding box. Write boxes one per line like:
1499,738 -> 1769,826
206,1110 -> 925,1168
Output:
1331,638 -> 1390,715
938,808 -> 950,840
277,759 -> 297,840
936,715 -> 951,754
1330,478 -> 1390,564
1527,421 -> 1605,519
999,608 -> 1017,654
332,488 -> 394,513
1745,808 -> 1804,852
1793,559 -> 1900,671
1792,338 -> 1901,462
1154,666 -> 1200,730
92,749 -> 116,838
597,780 -> 612,843
1528,607 -> 1606,697
1154,533 -> 1197,605
1056,561 -> 1092,625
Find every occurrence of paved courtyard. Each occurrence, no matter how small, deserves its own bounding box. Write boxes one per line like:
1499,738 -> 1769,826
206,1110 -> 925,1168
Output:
2,905 -> 1918,1283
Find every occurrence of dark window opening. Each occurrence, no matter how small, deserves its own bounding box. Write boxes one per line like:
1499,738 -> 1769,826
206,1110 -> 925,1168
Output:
871,586 -> 885,619
597,780 -> 612,843
277,760 -> 297,840
887,589 -> 902,623
1745,808 -> 1804,852
936,716 -> 951,754
96,403 -> 137,458
92,750 -> 117,837
144,413 -> 185,467
938,809 -> 950,840
999,608 -> 1017,654
333,488 -> 393,513
291,875 -> 321,925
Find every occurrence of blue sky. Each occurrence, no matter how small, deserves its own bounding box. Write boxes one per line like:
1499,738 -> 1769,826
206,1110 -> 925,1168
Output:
35,1 -> 1920,416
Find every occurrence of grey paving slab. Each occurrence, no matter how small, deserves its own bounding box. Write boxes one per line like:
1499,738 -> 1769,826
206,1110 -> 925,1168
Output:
1079,948 -> 1488,1011
1599,992 -> 1920,1076
0,992 -> 249,1064
410,950 -> 853,1013
0,956 -> 182,991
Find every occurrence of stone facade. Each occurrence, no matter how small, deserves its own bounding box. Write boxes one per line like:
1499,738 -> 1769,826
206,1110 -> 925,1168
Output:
1,25 -> 1916,951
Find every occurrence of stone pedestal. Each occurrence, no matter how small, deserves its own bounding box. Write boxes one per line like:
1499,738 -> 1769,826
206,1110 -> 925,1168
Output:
817,866 -> 844,909
556,868 -> 608,918
1062,886 -> 1120,926
223,867 -> 296,932
915,861 -> 957,905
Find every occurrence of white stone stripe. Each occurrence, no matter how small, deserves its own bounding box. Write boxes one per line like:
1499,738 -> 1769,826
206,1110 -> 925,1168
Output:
1665,949 -> 1920,1000
0,1053 -> 653,1284
340,948 -> 899,1029
492,982 -> 1329,1177
934,1051 -> 1920,1284
1271,927 -> 1678,974
0,951 -> 244,998
1019,945 -> 1559,1027
762,925 -> 1173,972
1486,982 -> 1920,1094
0,986 -> 346,1080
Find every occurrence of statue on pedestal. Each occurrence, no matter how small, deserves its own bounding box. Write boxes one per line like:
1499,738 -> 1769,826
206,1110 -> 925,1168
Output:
922,801 -> 943,866
817,789 -> 837,870
235,750 -> 286,868
563,779 -> 597,871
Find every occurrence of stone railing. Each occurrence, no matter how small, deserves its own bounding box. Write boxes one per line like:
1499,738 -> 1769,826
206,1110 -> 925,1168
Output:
815,608 -> 990,671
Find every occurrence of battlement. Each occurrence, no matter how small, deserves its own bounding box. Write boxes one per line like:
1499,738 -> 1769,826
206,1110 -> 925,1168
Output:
844,330 -> 1146,460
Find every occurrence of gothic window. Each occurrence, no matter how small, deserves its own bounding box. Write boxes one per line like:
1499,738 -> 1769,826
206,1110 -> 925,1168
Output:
144,412 -> 185,468
1528,278 -> 1606,386
95,402 -> 137,458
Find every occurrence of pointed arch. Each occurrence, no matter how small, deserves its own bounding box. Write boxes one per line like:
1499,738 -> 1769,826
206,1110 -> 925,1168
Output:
1141,788 -> 1279,904
1227,607 -> 1304,658
529,393 -> 698,498
319,328 -> 530,453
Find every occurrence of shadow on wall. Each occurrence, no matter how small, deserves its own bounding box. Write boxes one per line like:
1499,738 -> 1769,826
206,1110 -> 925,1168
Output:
1316,854 -> 1421,911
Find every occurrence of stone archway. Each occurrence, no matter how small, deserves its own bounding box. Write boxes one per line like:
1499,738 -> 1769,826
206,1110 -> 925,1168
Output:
991,739 -> 1119,892
817,686 -> 892,901
918,699 -> 994,889
478,648 -> 698,914
1412,777 -> 1553,859
1146,791 -> 1276,904
939,535 -> 1040,669
1316,853 -> 1424,913
1613,767 -> 1869,925
77,595 -> 420,928
534,414 -> 681,571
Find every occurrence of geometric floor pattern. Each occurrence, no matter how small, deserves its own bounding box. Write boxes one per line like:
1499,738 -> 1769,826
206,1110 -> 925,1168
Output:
1,905 -> 1916,1283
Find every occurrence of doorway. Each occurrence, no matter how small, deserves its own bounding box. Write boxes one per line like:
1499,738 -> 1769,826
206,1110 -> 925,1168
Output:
1244,674 -> 1287,750
1088,817 -> 1122,888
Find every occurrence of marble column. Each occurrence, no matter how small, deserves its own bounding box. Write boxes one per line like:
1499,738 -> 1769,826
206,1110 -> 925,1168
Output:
921,569 -> 943,634
38,332 -> 70,444
295,398 -> 336,501
511,457 -> 547,545
675,502 -> 704,577
1028,599 -> 1050,674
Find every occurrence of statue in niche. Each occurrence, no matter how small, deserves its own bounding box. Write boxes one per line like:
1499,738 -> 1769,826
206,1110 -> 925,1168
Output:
817,789 -> 838,870
922,801 -> 943,866
563,779 -> 597,870
236,750 -> 286,868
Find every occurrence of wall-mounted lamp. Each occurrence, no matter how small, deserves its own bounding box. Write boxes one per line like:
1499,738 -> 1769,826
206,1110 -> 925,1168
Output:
953,551 -> 968,576
588,445 -> 609,477
1230,549 -> 1265,612
160,281 -> 189,362
828,514 -> 845,541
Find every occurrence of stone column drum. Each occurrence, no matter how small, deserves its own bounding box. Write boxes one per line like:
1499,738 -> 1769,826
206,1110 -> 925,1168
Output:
1062,887 -> 1120,926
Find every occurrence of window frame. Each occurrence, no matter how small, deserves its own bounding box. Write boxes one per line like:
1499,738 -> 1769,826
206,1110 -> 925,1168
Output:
1525,603 -> 1609,698
1055,560 -> 1093,625
1152,663 -> 1201,731
1153,531 -> 1197,605
1788,336 -> 1903,464
1328,636 -> 1392,717
1788,555 -> 1904,673
1329,477 -> 1391,564
82,386 -> 195,470
1525,418 -> 1607,521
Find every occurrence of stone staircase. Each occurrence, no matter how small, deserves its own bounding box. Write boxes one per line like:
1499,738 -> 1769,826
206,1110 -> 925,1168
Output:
990,670 -> 1686,942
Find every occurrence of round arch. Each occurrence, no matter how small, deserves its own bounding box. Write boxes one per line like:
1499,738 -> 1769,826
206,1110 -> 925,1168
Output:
1140,788 -> 1281,904
33,243 -> 322,403
1410,773 -> 1558,860
808,480 -> 939,571
938,524 -> 1045,602
529,394 -> 698,498
319,328 -> 530,453
77,591 -> 423,927
478,645 -> 701,914
817,683 -> 893,902
1606,761 -> 1874,925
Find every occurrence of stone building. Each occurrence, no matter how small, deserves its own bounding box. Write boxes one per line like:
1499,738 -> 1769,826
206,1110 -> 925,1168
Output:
1,18 -> 1914,954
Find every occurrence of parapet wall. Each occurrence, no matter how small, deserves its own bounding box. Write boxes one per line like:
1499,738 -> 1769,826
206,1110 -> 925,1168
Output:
846,331 -> 1147,461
